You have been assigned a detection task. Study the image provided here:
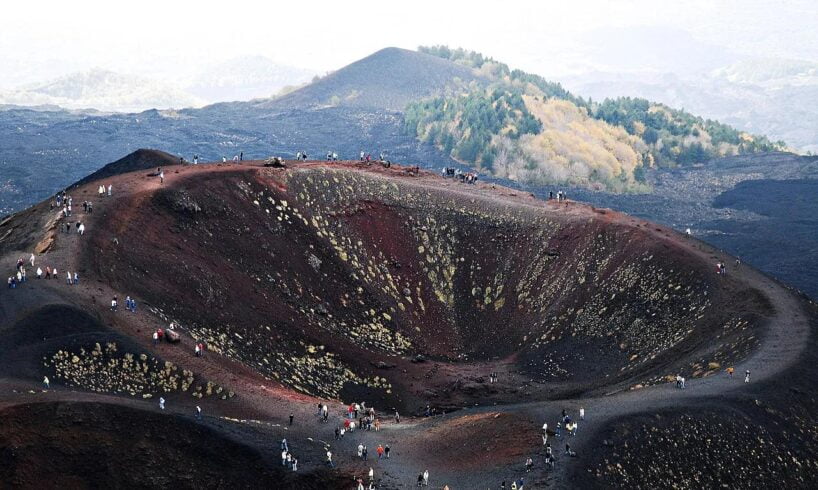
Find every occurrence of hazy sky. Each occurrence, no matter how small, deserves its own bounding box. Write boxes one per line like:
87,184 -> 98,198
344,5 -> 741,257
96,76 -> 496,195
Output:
2,0 -> 816,87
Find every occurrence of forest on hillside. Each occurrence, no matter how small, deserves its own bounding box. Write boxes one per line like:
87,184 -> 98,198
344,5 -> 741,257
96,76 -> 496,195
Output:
406,46 -> 785,191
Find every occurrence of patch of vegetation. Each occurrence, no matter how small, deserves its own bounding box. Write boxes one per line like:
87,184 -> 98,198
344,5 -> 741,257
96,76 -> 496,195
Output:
411,46 -> 786,192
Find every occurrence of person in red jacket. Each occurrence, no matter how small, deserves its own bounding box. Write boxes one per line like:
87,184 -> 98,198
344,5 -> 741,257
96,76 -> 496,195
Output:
377,444 -> 384,459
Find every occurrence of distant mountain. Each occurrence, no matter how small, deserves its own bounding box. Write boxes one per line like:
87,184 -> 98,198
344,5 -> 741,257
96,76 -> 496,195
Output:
257,47 -> 481,111
0,69 -> 205,113
565,57 -> 818,153
185,56 -> 315,103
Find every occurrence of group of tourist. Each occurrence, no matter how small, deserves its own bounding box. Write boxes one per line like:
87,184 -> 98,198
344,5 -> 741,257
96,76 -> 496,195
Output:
441,166 -> 478,184
7,254 -> 71,289
280,439 -> 299,472
547,190 -> 568,201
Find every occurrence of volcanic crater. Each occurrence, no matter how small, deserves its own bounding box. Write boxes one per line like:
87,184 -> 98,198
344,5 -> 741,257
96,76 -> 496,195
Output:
0,154 -> 813,488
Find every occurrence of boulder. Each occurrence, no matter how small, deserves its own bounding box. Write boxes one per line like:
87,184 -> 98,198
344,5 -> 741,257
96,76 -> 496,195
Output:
164,329 -> 181,343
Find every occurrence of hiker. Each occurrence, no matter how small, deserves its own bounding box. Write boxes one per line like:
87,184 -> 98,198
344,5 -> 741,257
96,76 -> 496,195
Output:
580,407 -> 585,420
152,331 -> 159,345
159,171 -> 164,184
358,443 -> 364,459
196,405 -> 202,419
289,413 -> 294,425
78,223 -> 85,235
362,445 -> 368,461
727,367 -> 735,378
45,266 -> 51,279
66,271 -> 72,284
395,411 -> 400,423
193,155 -> 198,164
240,152 -> 243,161
73,272 -> 79,285
29,253 -> 35,267
52,267 -> 57,279
565,443 -> 576,457
36,267 -> 42,279
111,296 -> 118,311
384,444 -> 390,459
526,457 -> 533,472
281,449 -> 287,466
107,184 -> 112,196
368,467 -> 374,482
745,370 -> 751,383
334,426 -> 340,439
680,376 -> 686,389
423,469 -> 429,486
43,376 -> 50,389
159,397 -> 165,410
292,457 -> 298,471
194,344 -> 201,357
417,474 -> 424,487
326,450 -> 333,467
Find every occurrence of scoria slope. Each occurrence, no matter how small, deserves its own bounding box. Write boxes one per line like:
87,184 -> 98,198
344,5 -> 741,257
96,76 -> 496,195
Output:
0,157 -> 814,488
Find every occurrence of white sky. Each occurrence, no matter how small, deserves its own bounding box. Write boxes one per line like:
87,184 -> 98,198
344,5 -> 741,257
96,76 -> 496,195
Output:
2,0 -> 816,87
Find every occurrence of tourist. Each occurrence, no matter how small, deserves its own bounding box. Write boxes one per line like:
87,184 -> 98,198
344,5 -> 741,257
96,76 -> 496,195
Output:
111,296 -> 118,311
385,444 -> 390,459
727,367 -> 735,378
745,370 -> 751,383
196,405 -> 202,419
580,407 -> 585,420
326,450 -> 333,468
36,267 -> 42,279
289,413 -> 294,425
43,376 -> 50,389
281,449 -> 287,466
159,397 -> 165,410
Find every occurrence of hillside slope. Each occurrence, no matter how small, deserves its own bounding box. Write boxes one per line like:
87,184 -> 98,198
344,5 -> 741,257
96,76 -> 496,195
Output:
256,47 -> 481,111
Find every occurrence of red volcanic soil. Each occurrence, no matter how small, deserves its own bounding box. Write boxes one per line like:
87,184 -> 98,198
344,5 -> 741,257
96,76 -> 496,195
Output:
0,157 -> 813,488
